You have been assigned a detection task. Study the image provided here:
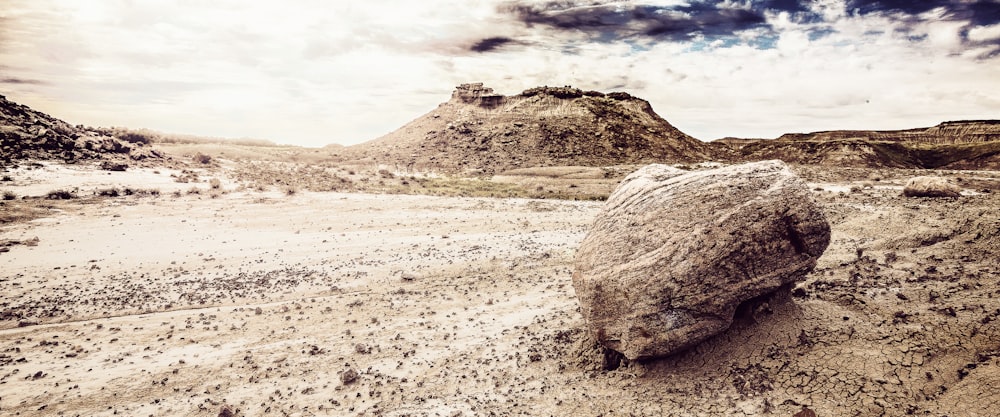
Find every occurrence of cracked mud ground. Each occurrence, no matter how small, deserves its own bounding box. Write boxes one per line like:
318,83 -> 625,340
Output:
1,169 -> 998,416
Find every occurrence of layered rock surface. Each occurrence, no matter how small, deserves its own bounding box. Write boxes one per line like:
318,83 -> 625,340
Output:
573,161 -> 831,360
710,120 -> 1000,169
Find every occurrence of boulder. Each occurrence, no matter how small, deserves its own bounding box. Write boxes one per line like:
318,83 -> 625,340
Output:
100,161 -> 128,171
903,176 -> 961,198
573,161 -> 830,361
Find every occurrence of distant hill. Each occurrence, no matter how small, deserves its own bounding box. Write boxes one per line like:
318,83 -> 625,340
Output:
709,121 -> 1000,169
0,94 -> 163,166
344,83 -> 709,174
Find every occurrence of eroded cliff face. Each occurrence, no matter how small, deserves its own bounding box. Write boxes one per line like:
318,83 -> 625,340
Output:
710,120 -> 1000,169
772,120 -> 1000,144
346,83 -> 709,174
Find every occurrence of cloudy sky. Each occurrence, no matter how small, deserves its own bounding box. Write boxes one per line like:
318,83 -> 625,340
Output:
2,1 -> 999,146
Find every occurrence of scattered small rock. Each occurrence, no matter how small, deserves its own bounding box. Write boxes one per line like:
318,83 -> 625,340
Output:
99,161 -> 128,172
340,368 -> 359,385
793,406 -> 817,417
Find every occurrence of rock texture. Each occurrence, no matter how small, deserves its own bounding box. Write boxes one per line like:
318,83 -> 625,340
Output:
573,160 -> 831,360
710,120 -> 1000,170
342,83 -> 708,174
0,94 -> 162,165
903,176 -> 962,198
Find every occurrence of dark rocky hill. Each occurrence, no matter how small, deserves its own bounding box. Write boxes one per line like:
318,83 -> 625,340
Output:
0,94 -> 163,166
709,121 -> 1000,169
344,83 -> 709,174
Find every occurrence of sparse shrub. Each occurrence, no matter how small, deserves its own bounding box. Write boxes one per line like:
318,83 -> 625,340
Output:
209,190 -> 222,199
884,251 -> 898,264
187,186 -> 202,195
96,188 -> 120,197
119,132 -> 152,145
171,190 -> 182,198
46,189 -> 76,200
209,178 -> 222,189
850,185 -> 862,193
3,190 -> 15,200
192,153 -> 212,164
52,124 -> 75,137
284,186 -> 298,196
1,175 -> 12,182
378,169 -> 395,179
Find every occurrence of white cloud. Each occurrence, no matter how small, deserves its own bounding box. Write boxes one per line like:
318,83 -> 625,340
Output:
968,23 -> 1000,42
1,0 -> 998,146
776,29 -> 810,53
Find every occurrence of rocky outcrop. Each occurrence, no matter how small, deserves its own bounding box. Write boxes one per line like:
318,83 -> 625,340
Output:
573,161 -> 831,361
343,83 -> 709,175
0,94 -> 163,165
903,176 -> 962,198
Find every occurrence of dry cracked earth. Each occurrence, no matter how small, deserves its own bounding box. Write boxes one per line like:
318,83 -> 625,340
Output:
0,162 -> 998,416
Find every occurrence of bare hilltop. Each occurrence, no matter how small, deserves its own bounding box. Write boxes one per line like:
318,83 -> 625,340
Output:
333,83 -> 1000,175
343,83 -> 709,174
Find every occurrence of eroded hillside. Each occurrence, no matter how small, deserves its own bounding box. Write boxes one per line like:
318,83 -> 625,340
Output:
711,121 -> 1000,169
344,83 -> 709,174
0,95 -> 163,166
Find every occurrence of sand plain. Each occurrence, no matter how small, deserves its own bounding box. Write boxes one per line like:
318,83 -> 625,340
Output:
1,161 -> 998,416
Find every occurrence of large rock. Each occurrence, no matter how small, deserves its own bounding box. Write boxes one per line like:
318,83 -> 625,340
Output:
902,176 -> 962,198
573,161 -> 831,361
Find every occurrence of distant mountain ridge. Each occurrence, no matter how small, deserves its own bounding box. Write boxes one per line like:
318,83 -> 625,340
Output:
4,87 -> 998,172
345,83 -> 709,174
771,120 -> 1000,144
710,120 -> 1000,169
345,83 -> 1000,172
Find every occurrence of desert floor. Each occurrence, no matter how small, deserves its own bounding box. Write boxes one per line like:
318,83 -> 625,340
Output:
1,161 -> 999,416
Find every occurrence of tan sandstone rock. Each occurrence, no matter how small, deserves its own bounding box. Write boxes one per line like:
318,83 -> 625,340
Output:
573,161 -> 831,361
903,176 -> 962,198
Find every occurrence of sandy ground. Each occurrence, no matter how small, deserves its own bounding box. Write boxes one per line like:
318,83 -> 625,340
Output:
1,162 -> 998,416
